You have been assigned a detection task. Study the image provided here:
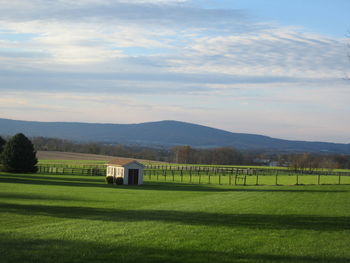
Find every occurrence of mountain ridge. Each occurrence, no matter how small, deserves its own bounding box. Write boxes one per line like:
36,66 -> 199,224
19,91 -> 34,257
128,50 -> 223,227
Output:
0,118 -> 349,154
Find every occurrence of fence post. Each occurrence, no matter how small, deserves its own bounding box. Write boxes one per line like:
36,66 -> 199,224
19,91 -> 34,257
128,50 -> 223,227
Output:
223,169 -> 226,185
244,175 -> 246,186
317,174 -> 320,185
256,174 -> 259,186
338,173 -> 341,185
296,173 -> 299,185
180,169 -> 183,182
275,171 -> 278,185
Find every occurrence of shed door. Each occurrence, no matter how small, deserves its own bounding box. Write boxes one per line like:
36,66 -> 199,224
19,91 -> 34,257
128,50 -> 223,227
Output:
128,169 -> 139,185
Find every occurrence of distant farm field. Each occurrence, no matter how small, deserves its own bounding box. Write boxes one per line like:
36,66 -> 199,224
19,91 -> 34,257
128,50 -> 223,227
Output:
37,151 -> 113,162
0,172 -> 349,263
37,151 -> 164,165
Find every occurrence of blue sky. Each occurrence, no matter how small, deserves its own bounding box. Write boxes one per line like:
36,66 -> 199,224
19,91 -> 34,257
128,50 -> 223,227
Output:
0,0 -> 349,143
197,0 -> 350,37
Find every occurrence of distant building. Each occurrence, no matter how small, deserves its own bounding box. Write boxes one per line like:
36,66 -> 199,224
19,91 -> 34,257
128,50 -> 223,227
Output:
269,161 -> 280,167
253,158 -> 270,166
253,158 -> 280,167
106,159 -> 144,185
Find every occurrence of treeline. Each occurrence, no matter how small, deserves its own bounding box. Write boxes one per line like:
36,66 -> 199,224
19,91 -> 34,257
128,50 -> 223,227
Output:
172,146 -> 246,165
171,146 -> 350,169
285,153 -> 350,171
2,136 -> 350,169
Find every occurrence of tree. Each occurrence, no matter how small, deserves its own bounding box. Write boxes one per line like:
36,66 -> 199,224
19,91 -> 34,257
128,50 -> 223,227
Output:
210,147 -> 243,165
0,136 -> 5,155
290,153 -> 321,173
1,133 -> 38,173
171,146 -> 196,164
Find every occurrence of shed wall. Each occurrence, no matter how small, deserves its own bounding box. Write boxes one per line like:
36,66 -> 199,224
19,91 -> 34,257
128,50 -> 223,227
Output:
123,163 -> 144,185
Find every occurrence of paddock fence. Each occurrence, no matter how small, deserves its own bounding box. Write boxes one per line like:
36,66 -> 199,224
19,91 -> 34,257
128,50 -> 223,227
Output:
35,163 -> 350,186
37,164 -> 106,176
143,165 -> 350,186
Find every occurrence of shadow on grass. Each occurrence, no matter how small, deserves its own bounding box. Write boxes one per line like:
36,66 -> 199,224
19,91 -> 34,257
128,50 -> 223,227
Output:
0,235 -> 348,263
140,182 -> 350,193
0,173 -> 109,189
0,192 -> 92,202
0,173 -> 103,183
0,174 -> 348,193
0,203 -> 349,231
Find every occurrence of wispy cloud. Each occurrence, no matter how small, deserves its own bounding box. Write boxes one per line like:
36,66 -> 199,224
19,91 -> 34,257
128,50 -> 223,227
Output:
0,0 -> 247,27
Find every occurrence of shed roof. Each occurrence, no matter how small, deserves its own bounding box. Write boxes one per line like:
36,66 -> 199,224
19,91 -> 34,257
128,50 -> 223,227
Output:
108,159 -> 144,167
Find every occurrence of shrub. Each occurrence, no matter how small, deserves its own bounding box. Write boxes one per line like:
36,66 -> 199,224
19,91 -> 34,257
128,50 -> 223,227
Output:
1,133 -> 37,173
116,177 -> 124,185
106,176 -> 114,184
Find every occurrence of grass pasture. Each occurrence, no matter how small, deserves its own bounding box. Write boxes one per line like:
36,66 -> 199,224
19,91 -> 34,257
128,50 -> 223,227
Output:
1,172 -> 350,263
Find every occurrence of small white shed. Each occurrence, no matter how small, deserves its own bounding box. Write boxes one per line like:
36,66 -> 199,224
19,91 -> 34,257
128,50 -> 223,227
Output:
106,159 -> 144,185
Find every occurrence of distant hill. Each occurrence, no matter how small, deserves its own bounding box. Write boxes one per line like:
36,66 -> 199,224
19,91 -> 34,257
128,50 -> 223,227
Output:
0,118 -> 349,154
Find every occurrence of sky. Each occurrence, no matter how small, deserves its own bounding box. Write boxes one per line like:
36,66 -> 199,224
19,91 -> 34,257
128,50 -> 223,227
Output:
0,0 -> 349,143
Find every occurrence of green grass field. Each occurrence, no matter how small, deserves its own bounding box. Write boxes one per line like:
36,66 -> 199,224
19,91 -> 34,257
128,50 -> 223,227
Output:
1,172 -> 349,263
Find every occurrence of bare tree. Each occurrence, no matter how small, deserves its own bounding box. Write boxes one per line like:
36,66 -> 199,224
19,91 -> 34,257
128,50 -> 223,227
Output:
290,153 -> 320,173
171,146 -> 196,164
320,158 -> 339,174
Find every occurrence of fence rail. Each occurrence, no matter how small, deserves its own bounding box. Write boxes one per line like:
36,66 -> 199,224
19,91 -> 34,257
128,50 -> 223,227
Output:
144,165 -> 350,177
37,165 -> 106,176
143,169 -> 350,186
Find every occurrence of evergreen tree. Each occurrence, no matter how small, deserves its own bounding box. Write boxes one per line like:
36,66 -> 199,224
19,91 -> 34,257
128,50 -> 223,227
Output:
1,133 -> 38,173
0,136 -> 5,155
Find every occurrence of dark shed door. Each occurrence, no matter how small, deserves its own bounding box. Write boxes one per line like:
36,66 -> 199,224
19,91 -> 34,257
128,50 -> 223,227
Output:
128,169 -> 139,185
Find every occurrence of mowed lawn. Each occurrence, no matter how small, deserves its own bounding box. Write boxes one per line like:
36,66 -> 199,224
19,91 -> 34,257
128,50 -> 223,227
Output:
0,173 -> 349,263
